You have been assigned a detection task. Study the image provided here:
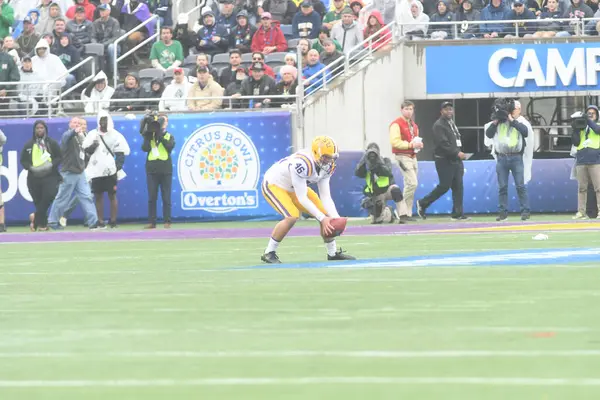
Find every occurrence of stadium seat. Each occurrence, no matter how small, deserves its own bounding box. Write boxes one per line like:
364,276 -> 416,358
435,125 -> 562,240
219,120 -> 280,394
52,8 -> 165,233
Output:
139,68 -> 165,81
281,24 -> 293,40
241,53 -> 253,64
183,54 -> 197,69
265,52 -> 287,67
211,53 -> 230,70
84,43 -> 104,56
287,38 -> 300,49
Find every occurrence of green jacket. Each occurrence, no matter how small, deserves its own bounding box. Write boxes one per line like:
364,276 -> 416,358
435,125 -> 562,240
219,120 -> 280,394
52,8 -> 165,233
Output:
0,3 -> 14,40
0,52 -> 20,91
312,38 -> 342,54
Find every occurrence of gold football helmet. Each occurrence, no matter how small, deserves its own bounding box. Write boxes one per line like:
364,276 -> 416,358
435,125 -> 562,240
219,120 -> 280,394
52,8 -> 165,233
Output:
311,136 -> 338,174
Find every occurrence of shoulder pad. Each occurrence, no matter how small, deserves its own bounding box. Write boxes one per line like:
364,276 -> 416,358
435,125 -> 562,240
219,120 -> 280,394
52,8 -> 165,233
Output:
290,154 -> 314,178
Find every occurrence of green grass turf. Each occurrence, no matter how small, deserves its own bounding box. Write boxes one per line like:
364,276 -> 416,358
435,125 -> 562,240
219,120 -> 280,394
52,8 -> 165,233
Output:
1,229 -> 600,399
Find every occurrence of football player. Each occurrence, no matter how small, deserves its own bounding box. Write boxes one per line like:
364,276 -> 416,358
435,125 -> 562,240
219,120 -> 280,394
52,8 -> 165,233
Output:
260,136 -> 356,264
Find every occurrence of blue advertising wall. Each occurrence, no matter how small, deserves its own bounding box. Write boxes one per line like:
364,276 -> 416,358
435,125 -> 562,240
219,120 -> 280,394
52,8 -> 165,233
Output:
426,43 -> 600,95
0,112 -> 292,223
330,152 -> 577,217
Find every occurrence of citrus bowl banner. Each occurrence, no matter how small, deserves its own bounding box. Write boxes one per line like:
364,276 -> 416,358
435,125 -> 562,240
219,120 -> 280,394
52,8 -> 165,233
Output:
0,112 -> 292,223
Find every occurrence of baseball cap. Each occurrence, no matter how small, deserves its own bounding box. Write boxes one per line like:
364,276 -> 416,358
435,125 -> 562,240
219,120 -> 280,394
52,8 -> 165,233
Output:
98,3 -> 111,11
23,16 -> 33,23
441,101 -> 453,109
173,67 -> 183,74
301,0 -> 312,7
513,0 -> 524,5
251,62 -> 264,71
22,55 -> 32,62
261,11 -> 272,19
196,66 -> 209,73
341,7 -> 353,15
75,5 -> 86,13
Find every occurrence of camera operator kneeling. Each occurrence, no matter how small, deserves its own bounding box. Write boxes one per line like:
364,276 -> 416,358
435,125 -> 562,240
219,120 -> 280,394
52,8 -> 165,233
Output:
141,112 -> 175,229
355,143 -> 407,224
485,99 -> 531,221
571,105 -> 600,220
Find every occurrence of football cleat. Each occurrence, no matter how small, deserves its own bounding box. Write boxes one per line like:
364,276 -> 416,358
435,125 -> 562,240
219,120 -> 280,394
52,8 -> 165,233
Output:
327,248 -> 356,261
261,251 -> 282,264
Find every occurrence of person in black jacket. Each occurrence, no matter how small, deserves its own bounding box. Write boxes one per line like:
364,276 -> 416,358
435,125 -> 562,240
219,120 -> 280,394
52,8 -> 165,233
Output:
234,62 -> 275,108
416,102 -> 468,220
141,113 -> 175,229
20,120 -> 63,231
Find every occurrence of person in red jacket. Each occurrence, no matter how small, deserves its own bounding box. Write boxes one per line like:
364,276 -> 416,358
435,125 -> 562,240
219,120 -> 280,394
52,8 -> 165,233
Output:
389,100 -> 423,221
363,10 -> 391,51
251,12 -> 288,54
66,0 -> 96,21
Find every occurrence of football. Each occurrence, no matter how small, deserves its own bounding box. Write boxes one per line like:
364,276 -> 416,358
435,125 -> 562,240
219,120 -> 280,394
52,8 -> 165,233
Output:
323,217 -> 348,238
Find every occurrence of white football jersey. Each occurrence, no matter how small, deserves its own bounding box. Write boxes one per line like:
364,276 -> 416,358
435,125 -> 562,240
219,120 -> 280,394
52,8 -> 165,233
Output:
264,150 -> 336,191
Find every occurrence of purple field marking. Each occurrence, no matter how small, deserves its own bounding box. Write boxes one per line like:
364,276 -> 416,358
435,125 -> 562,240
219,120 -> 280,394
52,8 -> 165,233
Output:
0,221 -> 598,244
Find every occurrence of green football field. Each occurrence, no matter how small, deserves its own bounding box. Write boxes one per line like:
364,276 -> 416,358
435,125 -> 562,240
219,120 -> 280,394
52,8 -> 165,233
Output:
1,216 -> 600,399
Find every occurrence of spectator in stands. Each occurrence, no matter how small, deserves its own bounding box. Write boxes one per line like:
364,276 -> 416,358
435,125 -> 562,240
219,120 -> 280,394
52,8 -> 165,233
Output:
110,71 -> 142,111
480,0 -> 509,38
20,120 -> 62,232
305,0 -> 326,17
429,0 -> 455,40
349,0 -> 366,25
320,38 -> 343,65
0,48 -> 18,114
224,66 -> 247,108
504,1 -> 535,37
312,26 -> 341,53
0,0 -> 14,40
373,0 -> 395,24
159,67 -> 191,111
83,70 -> 114,113
217,0 -> 237,33
363,10 -> 391,50
196,9 -> 229,56
32,38 -> 67,97
219,49 -> 243,87
13,9 -> 40,42
296,37 -> 309,65
146,0 -> 173,26
455,0 -> 479,39
37,0 -> 53,21
93,4 -> 120,75
188,53 -> 219,80
67,6 -> 95,50
331,8 -> 363,54
234,61 -> 275,108
16,56 -> 42,116
173,13 -> 194,56
533,0 -> 568,37
585,8 -> 600,34
121,0 -> 154,63
3,36 -> 19,54
396,0 -> 429,39
142,78 -> 164,110
54,34 -> 79,87
17,16 -> 41,57
52,18 -> 81,52
292,1 -> 322,38
251,12 -> 287,54
150,26 -> 184,71
302,49 -> 329,94
323,0 -> 346,29
249,51 -> 276,77
588,0 -> 599,13
36,2 -> 62,36
284,52 -> 296,66
273,64 -> 296,107
234,0 -> 260,24
93,0 -> 122,20
230,10 -> 257,53
65,0 -> 95,20
261,0 -> 297,24
42,33 -> 53,46
187,66 -> 224,110
564,0 -> 593,34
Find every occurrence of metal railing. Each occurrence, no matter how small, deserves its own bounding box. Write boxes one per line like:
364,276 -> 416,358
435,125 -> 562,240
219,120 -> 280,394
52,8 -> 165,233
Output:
0,80 -> 62,118
50,56 -> 96,108
113,14 -> 160,88
175,0 -> 205,28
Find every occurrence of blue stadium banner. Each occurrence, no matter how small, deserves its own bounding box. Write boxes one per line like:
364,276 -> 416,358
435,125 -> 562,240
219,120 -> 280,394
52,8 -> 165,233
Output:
426,43 -> 600,95
0,112 -> 292,223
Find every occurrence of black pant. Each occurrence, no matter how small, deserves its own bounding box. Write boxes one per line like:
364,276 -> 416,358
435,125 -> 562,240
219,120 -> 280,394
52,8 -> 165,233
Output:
420,158 -> 464,218
588,183 -> 598,218
27,175 -> 60,229
147,173 -> 172,224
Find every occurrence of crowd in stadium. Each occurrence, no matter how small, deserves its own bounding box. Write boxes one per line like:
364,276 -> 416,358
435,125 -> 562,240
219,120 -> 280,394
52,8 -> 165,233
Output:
0,0 -> 597,115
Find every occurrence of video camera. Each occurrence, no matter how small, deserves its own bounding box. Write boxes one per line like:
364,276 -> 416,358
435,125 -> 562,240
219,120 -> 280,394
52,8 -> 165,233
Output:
570,111 -> 589,130
365,143 -> 383,171
491,98 -> 516,122
140,111 -> 166,137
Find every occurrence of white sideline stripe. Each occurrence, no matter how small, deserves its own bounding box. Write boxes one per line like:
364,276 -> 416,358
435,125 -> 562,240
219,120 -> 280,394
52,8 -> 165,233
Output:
2,377 -> 600,387
1,350 -> 600,358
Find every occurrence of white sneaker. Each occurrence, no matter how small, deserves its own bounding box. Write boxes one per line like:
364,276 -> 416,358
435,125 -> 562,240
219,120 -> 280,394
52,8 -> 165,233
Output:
572,212 -> 588,220
59,217 -> 67,227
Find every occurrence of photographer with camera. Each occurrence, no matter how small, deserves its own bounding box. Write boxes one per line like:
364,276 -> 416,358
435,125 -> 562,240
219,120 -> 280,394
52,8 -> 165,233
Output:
355,143 -> 407,224
484,99 -> 533,222
141,112 -> 175,229
570,105 -> 600,220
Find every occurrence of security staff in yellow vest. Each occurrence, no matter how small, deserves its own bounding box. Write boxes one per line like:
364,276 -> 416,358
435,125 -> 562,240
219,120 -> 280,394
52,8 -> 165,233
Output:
485,99 -> 531,222
355,143 -> 408,224
20,120 -> 63,231
571,105 -> 600,220
141,112 -> 175,229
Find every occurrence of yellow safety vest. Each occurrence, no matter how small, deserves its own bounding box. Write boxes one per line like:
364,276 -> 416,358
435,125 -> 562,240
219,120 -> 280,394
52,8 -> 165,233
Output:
148,133 -> 171,161
32,143 -> 51,167
498,123 -> 519,148
365,173 -> 390,194
577,129 -> 600,150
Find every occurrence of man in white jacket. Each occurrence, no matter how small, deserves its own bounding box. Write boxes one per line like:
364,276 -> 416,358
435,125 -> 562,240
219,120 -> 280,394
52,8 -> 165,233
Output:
83,71 -> 115,114
159,67 -> 191,111
82,111 -> 131,228
31,38 -> 68,101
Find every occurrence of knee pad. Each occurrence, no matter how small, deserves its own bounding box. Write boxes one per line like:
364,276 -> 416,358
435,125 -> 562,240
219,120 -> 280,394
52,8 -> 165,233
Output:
390,186 -> 403,202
